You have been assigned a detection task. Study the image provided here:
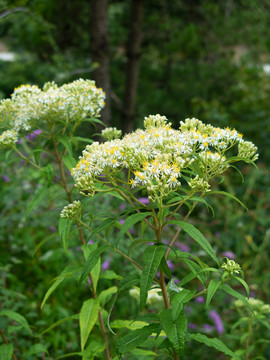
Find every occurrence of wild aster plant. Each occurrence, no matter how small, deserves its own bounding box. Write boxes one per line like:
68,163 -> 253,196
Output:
66,114 -> 258,359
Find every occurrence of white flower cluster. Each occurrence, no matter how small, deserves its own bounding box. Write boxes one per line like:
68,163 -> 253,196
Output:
0,79 -> 105,134
60,200 -> 82,221
221,259 -> 241,275
0,129 -> 18,148
235,298 -> 270,315
72,115 -> 258,200
101,127 -> 122,141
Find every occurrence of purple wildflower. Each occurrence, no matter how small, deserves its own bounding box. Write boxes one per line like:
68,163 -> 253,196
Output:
209,310 -> 224,334
175,242 -> 190,252
88,239 -> 94,244
221,251 -> 236,259
2,175 -> 10,182
188,323 -> 197,330
118,219 -> 125,225
167,260 -> 174,270
25,129 -> 42,141
102,258 -> 110,270
203,324 -> 214,332
195,296 -> 205,303
137,197 -> 149,205
49,226 -> 56,233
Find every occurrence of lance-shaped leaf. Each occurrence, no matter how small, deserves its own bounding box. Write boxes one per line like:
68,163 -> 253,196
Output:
160,309 -> 187,352
0,310 -> 31,335
206,280 -> 221,308
169,221 -> 219,266
25,186 -> 49,221
22,344 -> 48,358
222,284 -> 254,314
80,298 -> 99,351
139,245 -> 164,312
116,212 -> 153,247
190,333 -> 241,360
58,217 -> 72,253
57,134 -> 72,156
171,289 -> 196,320
80,245 -> 107,284
40,314 -> 79,335
116,323 -> 160,354
0,344 -> 13,360
208,190 -> 248,211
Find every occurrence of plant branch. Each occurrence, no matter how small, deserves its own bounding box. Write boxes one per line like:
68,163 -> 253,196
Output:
0,329 -> 17,360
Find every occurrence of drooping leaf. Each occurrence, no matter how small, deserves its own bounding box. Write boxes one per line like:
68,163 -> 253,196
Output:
57,134 -> 72,156
222,284 -> 254,314
0,344 -> 13,360
82,340 -> 105,360
169,221 -> 219,266
100,270 -> 122,280
139,245 -> 164,312
0,310 -> 31,335
190,333 -> 241,360
206,280 -> 221,308
116,323 -> 160,354
79,245 -> 107,284
117,212 -> 153,247
22,344 -> 48,358
80,298 -> 99,351
171,290 -> 196,320
208,190 -> 248,211
233,276 -> 250,298
40,315 -> 79,335
25,186 -> 49,221
110,320 -> 148,330
128,238 -> 155,256
99,286 -> 118,306
58,217 -> 72,253
62,154 -> 77,170
41,266 -> 81,309
159,256 -> 172,280
43,163 -> 54,185
160,309 -> 187,352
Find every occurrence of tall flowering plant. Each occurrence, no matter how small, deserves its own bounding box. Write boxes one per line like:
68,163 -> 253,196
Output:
0,79 -> 258,359
62,115 -> 258,358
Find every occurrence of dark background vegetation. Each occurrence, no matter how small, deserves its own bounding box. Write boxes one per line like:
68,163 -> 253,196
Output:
0,0 -> 270,359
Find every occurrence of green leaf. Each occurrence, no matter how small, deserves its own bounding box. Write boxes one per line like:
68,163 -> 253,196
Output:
58,134 -> 72,156
79,245 -> 107,284
40,315 -> 79,335
22,344 -> 48,358
0,344 -> 13,360
43,163 -> 54,185
91,217 -> 117,238
58,217 -> 72,253
0,310 -> 31,335
41,266 -> 80,309
233,276 -> 250,298
91,257 -> 100,293
116,323 -> 159,354
72,136 -> 94,144
100,270 -> 122,280
110,320 -> 148,330
80,298 -> 99,351
208,190 -> 248,211
119,273 -> 140,292
25,186 -> 49,221
190,333 -> 241,360
171,290 -> 196,320
33,149 -> 43,165
222,284 -> 254,314
206,280 -> 221,308
117,212 -> 153,247
139,245 -> 164,312
169,221 -> 219,266
99,286 -> 118,306
160,309 -> 187,352
82,341 -> 105,360
159,256 -> 172,280
63,154 -> 77,170
128,238 -> 155,256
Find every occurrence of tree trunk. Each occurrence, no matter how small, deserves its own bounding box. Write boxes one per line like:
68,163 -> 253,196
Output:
90,0 -> 111,127
121,0 -> 144,134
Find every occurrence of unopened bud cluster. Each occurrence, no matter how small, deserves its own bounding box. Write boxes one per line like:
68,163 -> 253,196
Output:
72,115 -> 258,202
129,286 -> 163,308
101,127 -> 122,141
238,141 -> 259,162
221,259 -> 241,275
0,130 -> 18,148
60,200 -> 82,221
